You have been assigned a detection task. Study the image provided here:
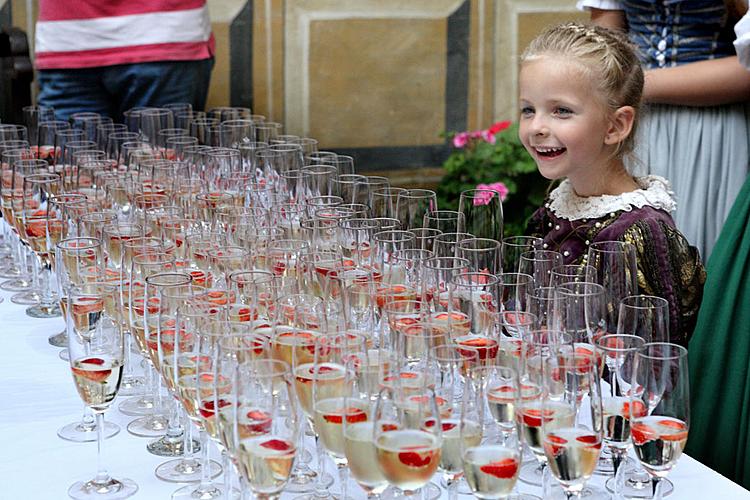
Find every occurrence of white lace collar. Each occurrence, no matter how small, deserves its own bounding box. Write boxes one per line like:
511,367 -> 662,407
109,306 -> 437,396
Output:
547,175 -> 676,220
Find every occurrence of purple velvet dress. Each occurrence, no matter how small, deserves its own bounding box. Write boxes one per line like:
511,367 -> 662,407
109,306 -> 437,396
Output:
526,178 -> 705,346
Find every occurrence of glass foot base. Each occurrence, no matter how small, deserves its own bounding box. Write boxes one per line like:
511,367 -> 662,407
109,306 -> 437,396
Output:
68,476 -> 138,499
421,482 -> 442,500
118,396 -> 156,416
284,468 -> 318,493
117,375 -> 145,397
58,420 -> 120,442
605,475 -> 674,498
49,330 -> 67,347
155,458 -> 222,483
147,436 -> 200,457
11,290 -> 40,305
1,277 -> 31,291
292,473 -> 336,499
547,484 -> 609,499
518,461 -> 543,487
26,303 -> 61,318
171,484 -> 239,499
594,451 -> 615,475
127,415 -> 169,437
0,267 -> 22,279
440,475 -> 472,495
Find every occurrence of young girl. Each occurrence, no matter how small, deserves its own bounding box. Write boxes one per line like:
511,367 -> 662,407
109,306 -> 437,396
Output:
521,22 -> 706,347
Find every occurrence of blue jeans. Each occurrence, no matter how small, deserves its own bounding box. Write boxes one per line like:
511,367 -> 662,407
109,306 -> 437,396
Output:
37,58 -> 214,121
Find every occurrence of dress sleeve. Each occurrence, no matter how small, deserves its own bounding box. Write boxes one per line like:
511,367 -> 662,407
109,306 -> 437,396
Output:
525,205 -> 548,239
622,219 -> 706,347
576,0 -> 624,11
734,11 -> 750,70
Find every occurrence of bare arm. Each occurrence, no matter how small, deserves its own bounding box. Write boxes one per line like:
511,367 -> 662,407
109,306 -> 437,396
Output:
644,56 -> 750,106
590,8 -> 627,31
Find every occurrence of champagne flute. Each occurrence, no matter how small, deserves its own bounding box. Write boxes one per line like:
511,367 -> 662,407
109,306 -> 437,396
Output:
465,365 -> 531,500
233,359 -> 301,499
143,271 -> 195,458
395,189 -> 437,230
497,272 -> 534,338
430,345 -> 481,499
423,210 -> 465,234
612,295 -> 673,496
343,389 -> 390,499
55,238 -> 119,443
595,334 -> 646,497
541,351 -> 606,499
501,236 -> 543,274
66,283 -> 138,499
21,171 -> 64,317
312,334 -> 370,500
458,189 -> 503,241
518,250 -> 563,288
373,385 -> 443,499
629,343 -> 689,500
516,329 -> 571,487
172,303 -> 231,500
586,241 -> 637,332
458,237 -> 502,275
617,295 -> 670,343
449,272 -> 501,362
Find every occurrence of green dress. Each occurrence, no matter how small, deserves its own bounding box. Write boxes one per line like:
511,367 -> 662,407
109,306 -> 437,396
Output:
686,176 -> 750,489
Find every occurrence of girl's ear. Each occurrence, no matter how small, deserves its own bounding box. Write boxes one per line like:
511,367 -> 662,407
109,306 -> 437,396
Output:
604,106 -> 635,146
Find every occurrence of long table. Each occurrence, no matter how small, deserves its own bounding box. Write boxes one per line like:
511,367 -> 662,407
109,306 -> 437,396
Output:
1,287 -> 748,499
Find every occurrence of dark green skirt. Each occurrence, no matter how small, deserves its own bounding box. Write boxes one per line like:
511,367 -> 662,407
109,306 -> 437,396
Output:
687,176 -> 750,488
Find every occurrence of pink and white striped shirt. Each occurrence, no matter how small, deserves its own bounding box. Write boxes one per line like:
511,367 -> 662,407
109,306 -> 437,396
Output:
35,0 -> 215,70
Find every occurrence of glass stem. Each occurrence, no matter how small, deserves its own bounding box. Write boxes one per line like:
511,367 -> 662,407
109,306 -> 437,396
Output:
223,450 -> 233,499
122,329 -> 135,378
94,412 -> 111,485
142,363 -> 156,407
541,462 -> 551,498
165,396 -> 183,440
154,368 -> 164,412
39,263 -> 54,310
337,464 -> 348,500
612,450 -> 625,498
80,405 -> 96,431
653,478 -> 663,500
199,429 -> 213,488
29,248 -> 39,288
447,475 -> 458,500
184,408 -> 194,457
313,435 -> 329,497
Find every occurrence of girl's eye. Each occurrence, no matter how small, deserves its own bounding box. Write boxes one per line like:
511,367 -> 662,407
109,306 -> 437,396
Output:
520,106 -> 534,116
555,107 -> 573,116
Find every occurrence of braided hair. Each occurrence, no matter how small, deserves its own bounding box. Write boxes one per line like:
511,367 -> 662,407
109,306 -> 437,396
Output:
521,22 -> 644,159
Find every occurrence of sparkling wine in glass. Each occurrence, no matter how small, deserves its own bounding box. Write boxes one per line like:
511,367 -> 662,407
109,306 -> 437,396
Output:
629,343 -> 689,500
66,284 -> 138,499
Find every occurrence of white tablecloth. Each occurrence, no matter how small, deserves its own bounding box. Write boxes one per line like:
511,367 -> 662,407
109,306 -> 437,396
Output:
1,287 -> 749,499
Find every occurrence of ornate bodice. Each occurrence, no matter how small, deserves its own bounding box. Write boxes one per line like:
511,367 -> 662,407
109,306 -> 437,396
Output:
623,0 -> 736,68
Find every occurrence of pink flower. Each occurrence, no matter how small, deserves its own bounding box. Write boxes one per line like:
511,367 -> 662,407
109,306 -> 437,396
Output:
486,182 -> 509,201
452,132 -> 470,148
473,182 -> 509,205
481,129 -> 497,144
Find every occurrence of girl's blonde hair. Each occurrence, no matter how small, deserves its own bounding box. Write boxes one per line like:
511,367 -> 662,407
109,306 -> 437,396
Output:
521,22 -> 644,158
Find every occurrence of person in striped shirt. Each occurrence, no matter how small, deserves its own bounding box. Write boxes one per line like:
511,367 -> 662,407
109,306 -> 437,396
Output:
34,0 -> 215,120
